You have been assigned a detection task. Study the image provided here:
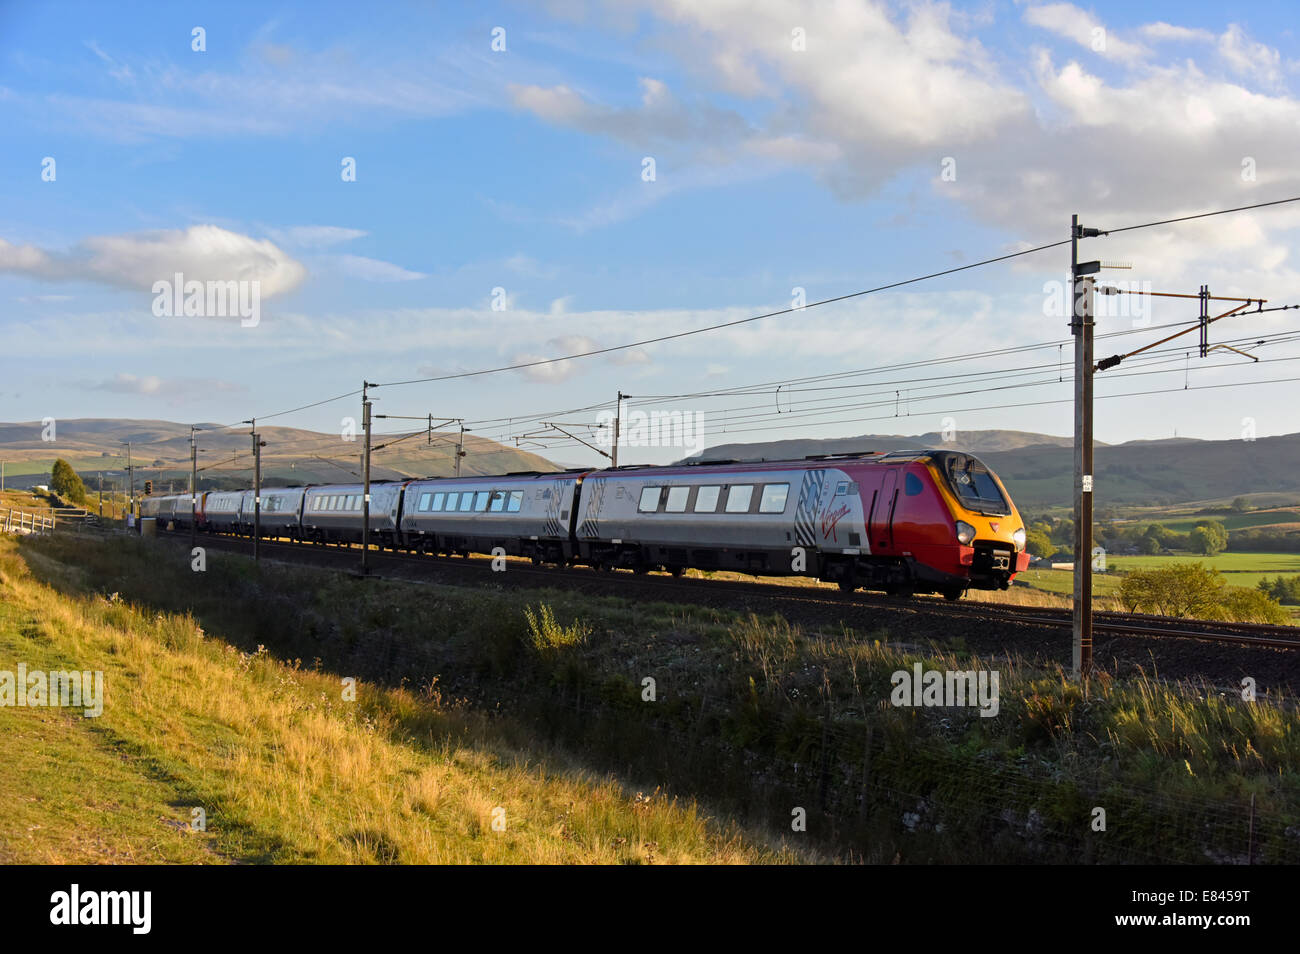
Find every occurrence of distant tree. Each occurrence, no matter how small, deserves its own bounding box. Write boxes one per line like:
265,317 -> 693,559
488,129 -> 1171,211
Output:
1024,528 -> 1053,558
1189,521 -> 1228,556
1258,575 -> 1300,605
1139,528 -> 1163,555
49,458 -> 88,505
1231,496 -> 1251,513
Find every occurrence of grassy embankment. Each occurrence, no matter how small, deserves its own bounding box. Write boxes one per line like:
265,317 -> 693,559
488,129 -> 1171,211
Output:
8,531 -> 1300,863
0,535 -> 804,864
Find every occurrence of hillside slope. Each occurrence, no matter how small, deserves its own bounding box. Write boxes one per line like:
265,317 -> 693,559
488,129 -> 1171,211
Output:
0,418 -> 560,489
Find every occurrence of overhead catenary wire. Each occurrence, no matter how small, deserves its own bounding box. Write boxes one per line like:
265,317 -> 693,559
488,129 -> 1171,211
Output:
128,193 -> 1300,461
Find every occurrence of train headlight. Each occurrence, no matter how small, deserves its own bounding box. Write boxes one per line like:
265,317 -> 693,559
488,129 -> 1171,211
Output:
1012,528 -> 1026,551
955,520 -> 976,545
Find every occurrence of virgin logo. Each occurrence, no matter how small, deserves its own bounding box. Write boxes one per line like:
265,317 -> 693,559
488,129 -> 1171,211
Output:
821,504 -> 851,542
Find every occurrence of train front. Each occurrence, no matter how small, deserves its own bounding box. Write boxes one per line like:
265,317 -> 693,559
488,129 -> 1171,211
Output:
924,450 -> 1030,590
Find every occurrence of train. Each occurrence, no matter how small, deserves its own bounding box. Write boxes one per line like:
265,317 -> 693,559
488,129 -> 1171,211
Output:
138,449 -> 1030,599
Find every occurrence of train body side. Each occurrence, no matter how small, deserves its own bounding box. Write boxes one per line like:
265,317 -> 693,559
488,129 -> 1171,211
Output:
203,490 -> 246,534
399,473 -> 581,560
301,482 -> 403,545
574,463 -> 844,574
574,451 -> 1028,594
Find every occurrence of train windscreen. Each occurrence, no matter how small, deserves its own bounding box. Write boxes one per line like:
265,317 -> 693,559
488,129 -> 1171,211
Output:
934,452 -> 1011,516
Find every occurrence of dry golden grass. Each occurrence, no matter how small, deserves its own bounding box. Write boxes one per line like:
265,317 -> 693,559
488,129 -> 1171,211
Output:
0,538 -> 810,864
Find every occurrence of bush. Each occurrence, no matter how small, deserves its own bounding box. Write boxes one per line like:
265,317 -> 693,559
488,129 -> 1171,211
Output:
524,603 -> 590,658
1215,587 -> 1289,625
1120,563 -> 1288,623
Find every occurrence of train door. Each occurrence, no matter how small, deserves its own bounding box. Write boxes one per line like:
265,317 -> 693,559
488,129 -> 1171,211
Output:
871,470 -> 898,551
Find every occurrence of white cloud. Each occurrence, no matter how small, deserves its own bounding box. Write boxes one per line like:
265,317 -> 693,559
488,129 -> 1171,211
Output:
0,225 -> 306,297
86,373 -> 245,403
510,353 -> 581,383
328,254 -> 426,282
265,225 -> 368,248
1022,4 -> 1149,61
18,33 -> 496,143
523,0 -> 1029,209
1218,24 -> 1283,88
1139,22 -> 1215,43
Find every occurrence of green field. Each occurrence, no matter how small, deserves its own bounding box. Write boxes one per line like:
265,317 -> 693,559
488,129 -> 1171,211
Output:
1106,551 -> 1300,591
1127,509 -> 1300,533
1016,567 -> 1123,598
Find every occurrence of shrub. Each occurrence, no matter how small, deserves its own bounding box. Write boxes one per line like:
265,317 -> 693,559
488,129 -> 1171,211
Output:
1120,563 -> 1288,623
1214,587 -> 1289,625
523,603 -> 590,658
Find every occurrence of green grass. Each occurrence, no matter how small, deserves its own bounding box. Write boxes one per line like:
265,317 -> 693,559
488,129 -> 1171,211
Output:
13,531 -> 1300,863
1107,551 -> 1300,591
1133,509 -> 1300,533
0,536 -> 806,864
1015,567 -> 1123,598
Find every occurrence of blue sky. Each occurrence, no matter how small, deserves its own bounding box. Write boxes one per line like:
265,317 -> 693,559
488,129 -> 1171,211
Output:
3,0 -> 1300,467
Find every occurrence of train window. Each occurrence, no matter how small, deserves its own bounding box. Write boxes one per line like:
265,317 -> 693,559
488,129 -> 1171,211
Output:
938,452 -> 1011,516
694,486 -> 720,512
507,491 -> 523,512
665,487 -> 690,512
474,491 -> 490,511
418,493 -> 432,512
353,496 -> 363,511
638,487 -> 662,512
725,485 -> 754,513
325,496 -> 336,510
430,492 -> 445,511
460,493 -> 475,512
445,492 -> 459,512
489,491 -> 506,512
759,484 -> 789,513
905,473 -> 924,496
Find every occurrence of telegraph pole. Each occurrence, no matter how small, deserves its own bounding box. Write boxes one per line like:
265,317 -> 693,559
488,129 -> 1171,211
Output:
1070,214 -> 1101,679
455,420 -> 467,477
121,441 -> 135,522
243,419 -> 265,563
611,391 -> 626,467
361,383 -> 372,575
189,426 -> 198,550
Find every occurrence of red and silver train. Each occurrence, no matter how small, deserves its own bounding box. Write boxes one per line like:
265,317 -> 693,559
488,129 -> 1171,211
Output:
140,449 -> 1030,599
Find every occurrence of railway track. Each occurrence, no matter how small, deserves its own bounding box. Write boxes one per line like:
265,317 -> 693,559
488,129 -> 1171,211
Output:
150,527 -> 1300,653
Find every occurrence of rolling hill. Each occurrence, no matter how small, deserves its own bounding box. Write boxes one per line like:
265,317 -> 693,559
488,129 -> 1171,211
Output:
0,418 -> 559,491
